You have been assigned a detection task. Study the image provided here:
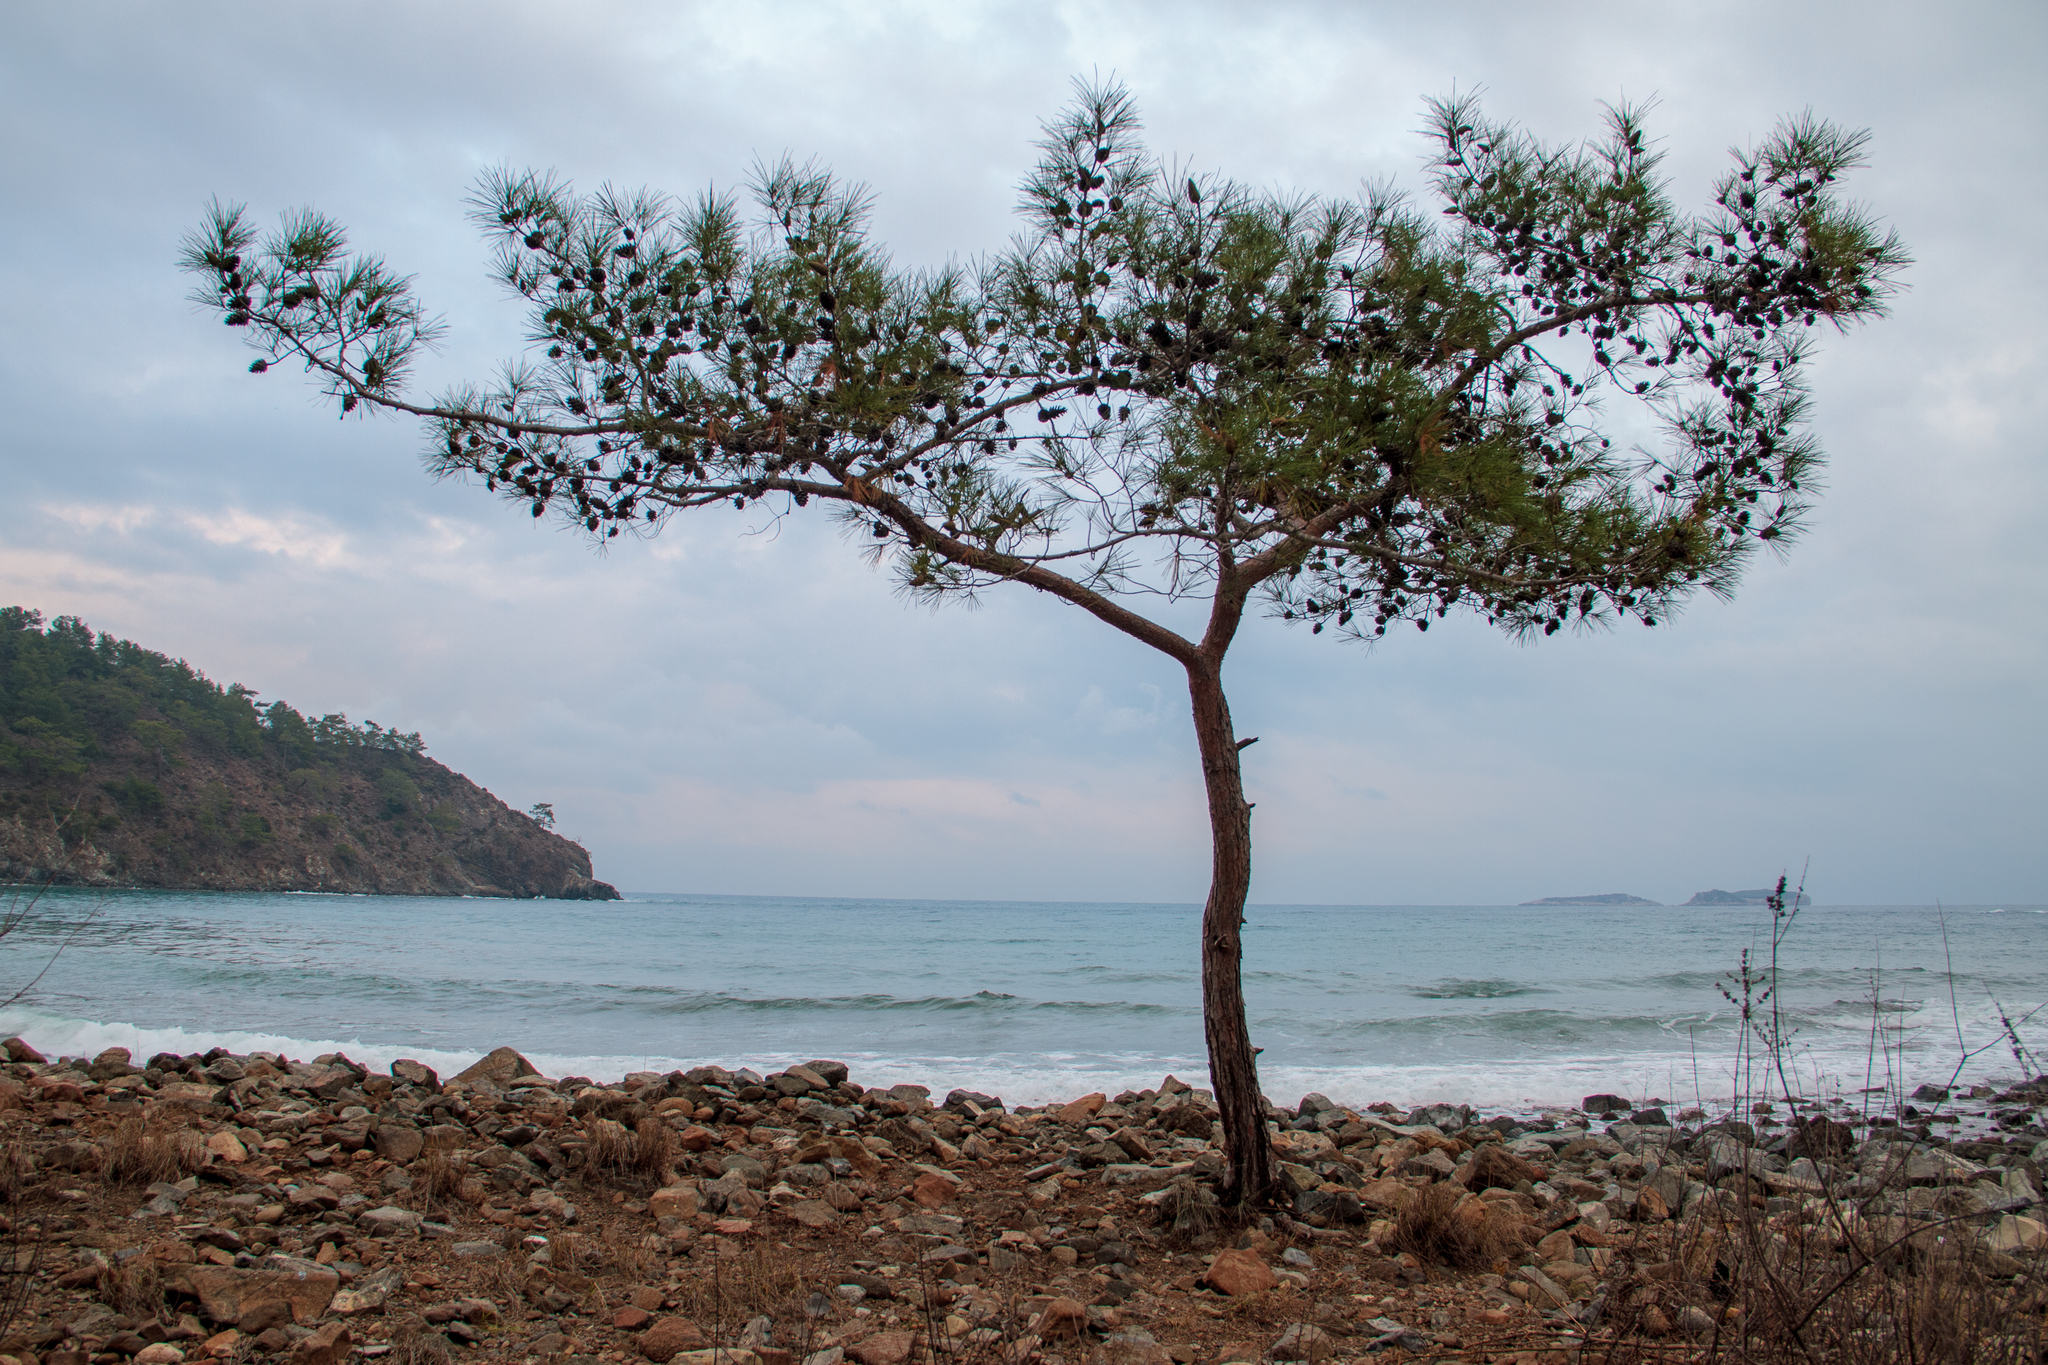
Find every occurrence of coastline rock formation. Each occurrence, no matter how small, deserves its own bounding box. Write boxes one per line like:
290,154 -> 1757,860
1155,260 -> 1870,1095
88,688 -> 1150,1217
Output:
0,607 -> 617,899
1685,887 -> 1811,906
1519,893 -> 1660,906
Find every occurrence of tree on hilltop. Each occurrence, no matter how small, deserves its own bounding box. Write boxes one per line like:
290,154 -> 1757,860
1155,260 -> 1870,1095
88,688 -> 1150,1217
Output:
182,82 -> 1904,1203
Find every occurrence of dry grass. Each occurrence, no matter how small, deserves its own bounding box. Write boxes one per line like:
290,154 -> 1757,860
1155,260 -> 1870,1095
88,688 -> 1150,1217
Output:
0,1143 -> 39,1343
1591,1195 -> 2048,1364
1389,1182 -> 1511,1271
94,1256 -> 164,1319
671,1238 -> 810,1339
411,1149 -> 478,1214
633,1116 -> 673,1180
1155,1177 -> 1231,1248
99,1115 -> 204,1186
584,1119 -> 633,1177
389,1315 -> 454,1365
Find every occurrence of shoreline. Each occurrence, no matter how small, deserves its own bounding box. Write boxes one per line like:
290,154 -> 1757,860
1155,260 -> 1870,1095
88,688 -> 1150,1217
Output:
4,1008 -> 2042,1133
0,1037 -> 2041,1364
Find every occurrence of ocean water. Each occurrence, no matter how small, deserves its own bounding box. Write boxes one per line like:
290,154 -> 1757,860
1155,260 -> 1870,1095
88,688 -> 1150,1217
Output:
0,888 -> 2042,1116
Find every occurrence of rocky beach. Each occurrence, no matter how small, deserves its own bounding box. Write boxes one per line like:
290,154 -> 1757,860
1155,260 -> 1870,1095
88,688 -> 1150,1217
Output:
0,1039 -> 2042,1365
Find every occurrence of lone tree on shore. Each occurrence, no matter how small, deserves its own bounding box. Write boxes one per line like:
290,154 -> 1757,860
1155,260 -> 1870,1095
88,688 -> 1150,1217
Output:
183,83 -> 1903,1203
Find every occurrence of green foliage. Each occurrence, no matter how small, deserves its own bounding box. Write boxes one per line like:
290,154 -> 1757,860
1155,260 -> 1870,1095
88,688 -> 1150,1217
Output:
0,607 -> 427,788
426,802 -> 461,834
375,766 -> 420,818
182,84 -> 1904,643
284,766 -> 338,799
195,781 -> 233,831
103,777 -> 164,815
236,813 -> 273,845
304,812 -> 339,838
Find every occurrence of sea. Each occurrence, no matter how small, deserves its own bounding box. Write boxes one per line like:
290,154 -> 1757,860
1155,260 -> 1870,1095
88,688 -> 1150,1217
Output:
1,889 -> 2042,1118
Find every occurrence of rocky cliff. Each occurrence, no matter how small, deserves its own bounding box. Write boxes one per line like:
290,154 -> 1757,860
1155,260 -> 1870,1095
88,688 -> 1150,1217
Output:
0,607 -> 616,899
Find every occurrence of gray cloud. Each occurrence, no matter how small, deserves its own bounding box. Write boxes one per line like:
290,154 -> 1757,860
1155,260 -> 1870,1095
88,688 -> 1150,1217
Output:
1,1 -> 2041,903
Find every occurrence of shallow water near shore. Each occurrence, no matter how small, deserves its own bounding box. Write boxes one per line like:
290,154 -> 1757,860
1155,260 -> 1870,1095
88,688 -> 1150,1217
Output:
1,888 -> 2043,1114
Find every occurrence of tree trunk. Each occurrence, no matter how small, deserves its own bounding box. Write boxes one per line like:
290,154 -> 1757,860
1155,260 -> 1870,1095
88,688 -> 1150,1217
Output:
1186,656 -> 1274,1206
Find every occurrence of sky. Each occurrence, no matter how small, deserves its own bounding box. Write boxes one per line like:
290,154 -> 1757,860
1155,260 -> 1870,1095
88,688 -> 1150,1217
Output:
1,2 -> 2042,906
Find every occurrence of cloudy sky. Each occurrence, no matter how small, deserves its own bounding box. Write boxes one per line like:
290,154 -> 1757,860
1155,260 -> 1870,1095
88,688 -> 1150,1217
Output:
2,2 -> 2041,905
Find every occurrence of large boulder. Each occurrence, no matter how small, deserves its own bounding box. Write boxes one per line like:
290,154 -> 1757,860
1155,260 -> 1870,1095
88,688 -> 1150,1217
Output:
176,1258 -> 339,1325
449,1047 -> 539,1089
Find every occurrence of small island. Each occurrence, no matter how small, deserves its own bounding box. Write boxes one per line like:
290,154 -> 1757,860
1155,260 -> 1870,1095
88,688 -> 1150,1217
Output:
1685,887 -> 1810,906
1519,892 -> 1662,906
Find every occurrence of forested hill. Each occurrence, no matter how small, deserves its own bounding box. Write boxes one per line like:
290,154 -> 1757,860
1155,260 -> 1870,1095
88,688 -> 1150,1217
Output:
0,608 -> 617,898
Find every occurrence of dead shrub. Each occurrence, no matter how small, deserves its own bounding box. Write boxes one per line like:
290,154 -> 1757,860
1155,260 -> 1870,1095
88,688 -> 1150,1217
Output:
412,1149 -> 476,1214
672,1239 -> 807,1335
633,1116 -> 673,1180
600,1223 -> 659,1283
101,1116 -> 204,1186
95,1257 -> 164,1318
0,1142 -> 39,1342
390,1315 -> 454,1365
1389,1183 -> 1505,1270
584,1119 -> 632,1177
1154,1178 -> 1229,1248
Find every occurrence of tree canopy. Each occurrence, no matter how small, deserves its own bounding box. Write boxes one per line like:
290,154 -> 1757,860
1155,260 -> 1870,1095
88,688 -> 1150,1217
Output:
183,82 -> 1904,1202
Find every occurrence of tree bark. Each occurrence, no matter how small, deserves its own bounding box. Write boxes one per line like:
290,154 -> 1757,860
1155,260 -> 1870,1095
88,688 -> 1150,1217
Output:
1186,654 -> 1273,1206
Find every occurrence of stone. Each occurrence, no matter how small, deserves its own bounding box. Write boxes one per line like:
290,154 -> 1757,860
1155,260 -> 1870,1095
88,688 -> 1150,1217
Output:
199,1330 -> 240,1359
1,1037 -> 45,1064
448,1047 -> 537,1089
204,1132 -> 246,1163
237,1300 -> 295,1336
134,1345 -> 185,1365
1516,1266 -> 1569,1308
1786,1117 -> 1855,1161
371,1126 -> 424,1163
909,1173 -> 956,1208
180,1261 -> 340,1326
1405,1102 -> 1473,1130
1634,1186 -> 1670,1221
1984,1215 -> 2047,1253
1110,1127 -> 1153,1161
616,1307 -> 654,1330
640,1319 -> 710,1363
1031,1299 -> 1088,1340
451,1241 -> 505,1258
1268,1325 -> 1332,1361
1460,1144 -> 1542,1191
289,1323 -> 351,1365
847,1332 -> 917,1365
1910,1083 -> 1950,1103
390,1059 -> 439,1090
1397,1148 -> 1457,1179
677,1126 -> 718,1151
355,1205 -> 423,1237
90,1046 -> 136,1079
1581,1093 -> 1630,1114
650,1186 -> 700,1219
1676,1306 -> 1718,1336
1201,1248 -> 1278,1296
1057,1093 -> 1107,1124
329,1267 -> 403,1316
788,1200 -> 838,1229
720,1153 -> 769,1186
